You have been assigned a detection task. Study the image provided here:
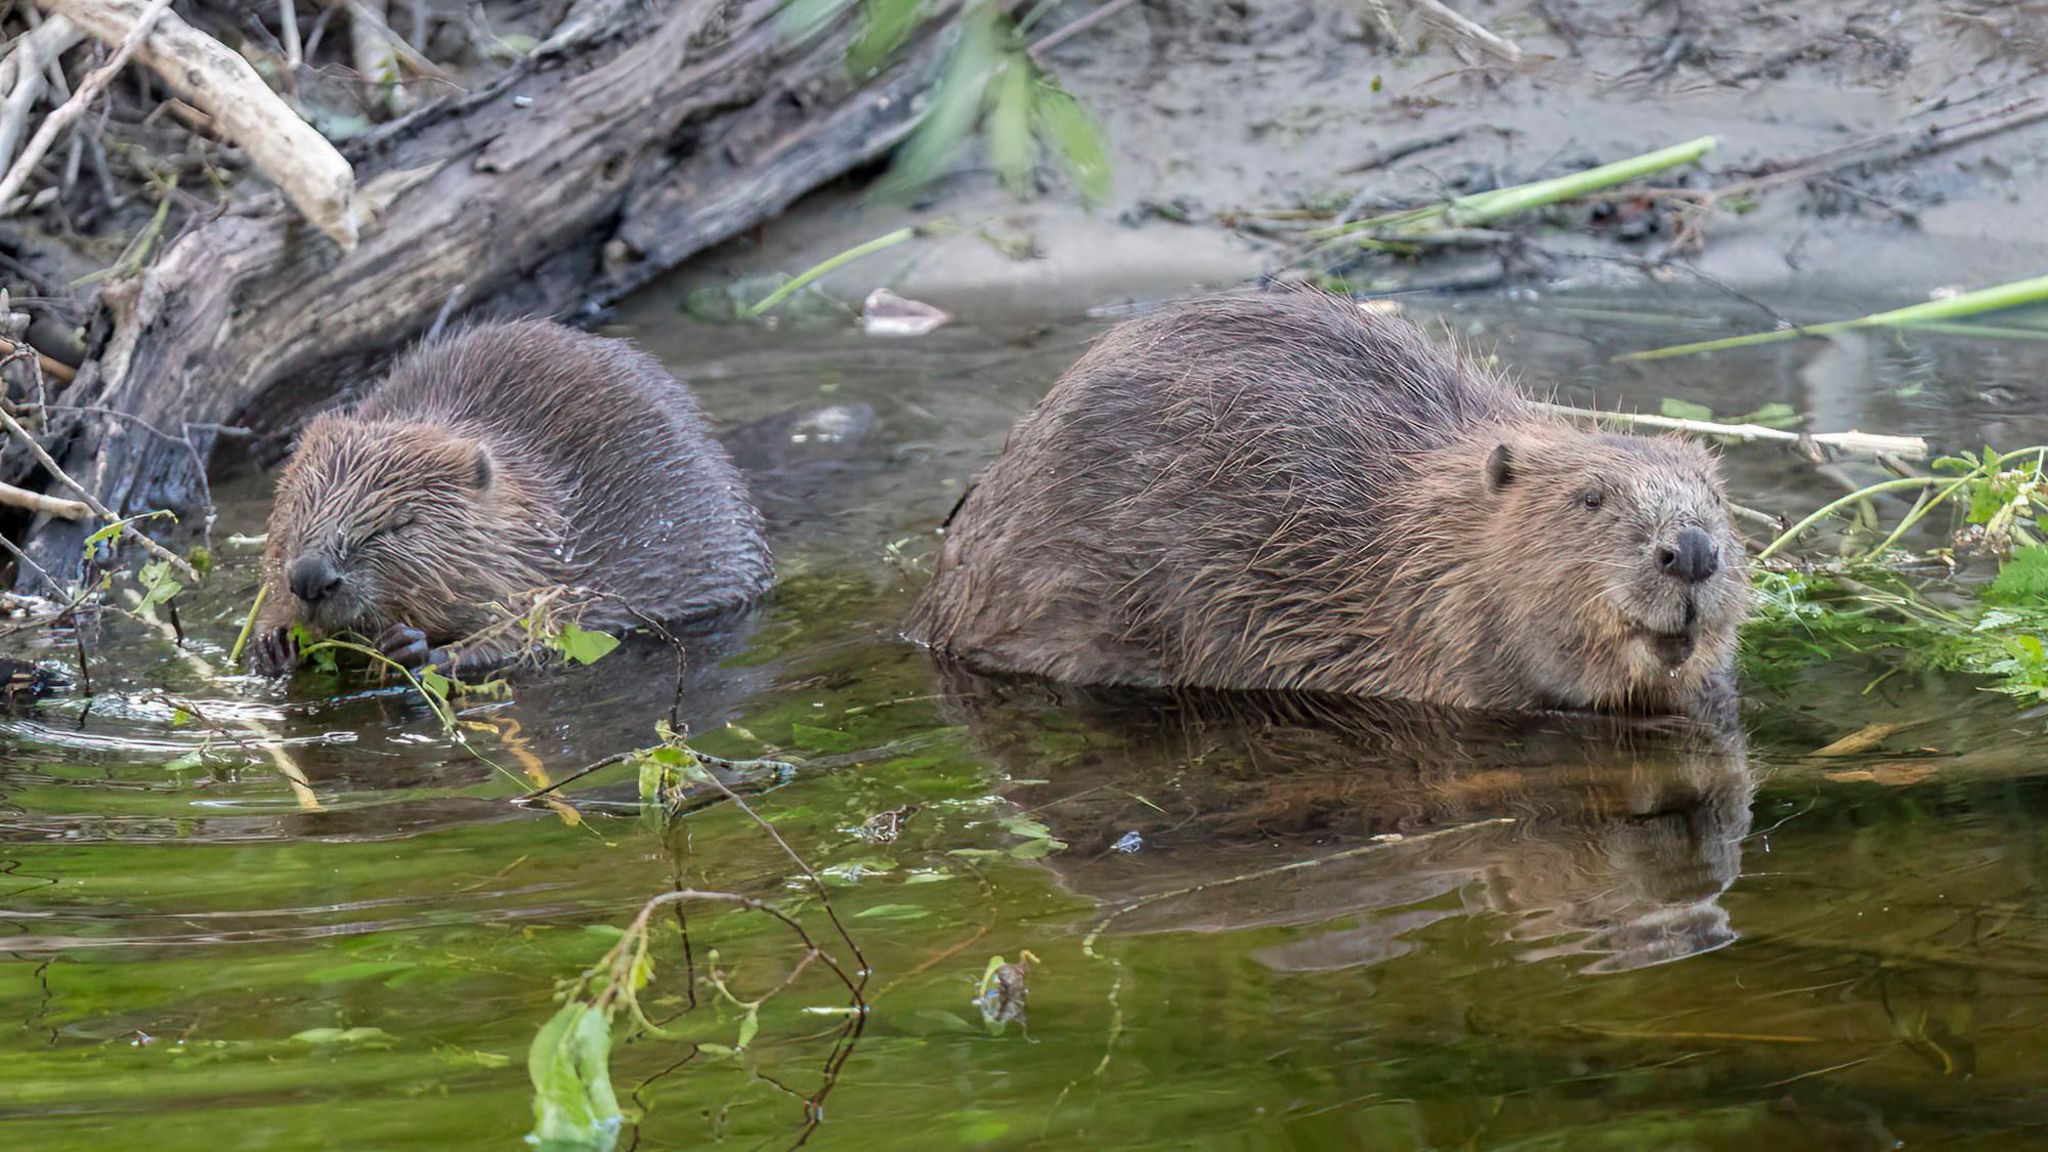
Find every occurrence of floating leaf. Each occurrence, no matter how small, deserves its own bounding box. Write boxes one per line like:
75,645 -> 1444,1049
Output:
557,624 -> 621,666
1733,401 -> 1800,429
526,1002 -> 622,1152
1658,398 -> 1715,423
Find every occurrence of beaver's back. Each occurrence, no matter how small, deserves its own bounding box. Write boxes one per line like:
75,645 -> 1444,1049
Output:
907,292 -> 1529,689
365,321 -> 771,626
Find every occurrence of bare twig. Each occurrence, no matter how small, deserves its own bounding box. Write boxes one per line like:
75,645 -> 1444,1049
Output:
0,17 -> 85,172
0,335 -> 76,382
1026,0 -> 1139,61
1406,0 -> 1522,63
327,0 -> 448,81
278,0 -> 302,73
1534,402 -> 1929,461
0,0 -> 170,212
0,403 -> 201,578
37,0 -> 360,247
342,0 -> 419,116
0,15 -> 82,94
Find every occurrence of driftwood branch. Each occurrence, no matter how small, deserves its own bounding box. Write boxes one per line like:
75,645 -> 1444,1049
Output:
1536,403 -> 1930,461
34,0 -> 360,247
0,15 -> 84,171
0,402 -> 199,577
13,0 -> 962,586
0,0 -> 173,213
0,335 -> 77,383
0,477 -> 88,519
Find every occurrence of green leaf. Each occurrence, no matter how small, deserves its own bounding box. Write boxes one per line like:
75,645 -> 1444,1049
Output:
1987,546 -> 2048,605
557,624 -> 621,666
1969,475 -> 2017,525
527,1002 -> 622,1152
1033,83 -> 1111,205
987,56 -> 1037,196
1733,401 -> 1800,429
1659,398 -> 1715,422
1010,836 -> 1063,860
637,755 -> 668,805
880,0 -> 1003,196
134,560 -> 184,614
736,1008 -> 759,1051
851,0 -> 925,72
417,667 -> 453,702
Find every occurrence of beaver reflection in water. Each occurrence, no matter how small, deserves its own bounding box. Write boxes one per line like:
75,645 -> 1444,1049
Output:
949,678 -> 1754,975
249,321 -> 771,676
909,291 -> 1751,714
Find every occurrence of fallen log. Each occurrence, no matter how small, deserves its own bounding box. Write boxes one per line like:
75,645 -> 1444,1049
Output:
12,0 -> 961,586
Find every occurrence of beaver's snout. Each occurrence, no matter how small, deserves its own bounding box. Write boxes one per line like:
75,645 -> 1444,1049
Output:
1655,526 -> 1720,585
288,553 -> 343,604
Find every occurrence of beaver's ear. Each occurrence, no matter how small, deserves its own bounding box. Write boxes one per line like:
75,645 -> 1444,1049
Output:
1484,443 -> 1514,492
467,442 -> 494,490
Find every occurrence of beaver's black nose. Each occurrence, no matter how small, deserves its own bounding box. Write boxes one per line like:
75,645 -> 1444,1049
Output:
288,554 -> 343,603
1656,527 -> 1719,584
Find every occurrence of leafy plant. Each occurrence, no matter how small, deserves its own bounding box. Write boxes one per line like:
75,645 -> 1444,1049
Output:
1762,444 -> 2048,560
1746,561 -> 2048,703
874,0 -> 1110,204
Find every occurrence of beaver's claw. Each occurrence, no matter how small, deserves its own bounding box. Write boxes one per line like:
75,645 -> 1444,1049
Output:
249,627 -> 297,677
376,624 -> 435,670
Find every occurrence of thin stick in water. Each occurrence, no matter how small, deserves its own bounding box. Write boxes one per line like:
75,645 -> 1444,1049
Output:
1533,402 -> 1928,461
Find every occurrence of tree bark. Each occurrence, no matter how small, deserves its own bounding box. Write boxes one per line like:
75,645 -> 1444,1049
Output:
13,0 -> 959,586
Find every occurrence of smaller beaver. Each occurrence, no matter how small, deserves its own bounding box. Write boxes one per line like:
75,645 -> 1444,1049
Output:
906,292 -> 1750,714
249,320 -> 772,676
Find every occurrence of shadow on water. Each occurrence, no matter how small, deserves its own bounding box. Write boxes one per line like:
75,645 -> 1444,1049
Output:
2,291 -> 2048,1149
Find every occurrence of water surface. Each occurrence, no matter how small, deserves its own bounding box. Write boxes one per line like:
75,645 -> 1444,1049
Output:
3,290 -> 2046,1150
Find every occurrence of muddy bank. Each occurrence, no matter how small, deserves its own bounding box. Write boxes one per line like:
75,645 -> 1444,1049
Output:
655,0 -> 2048,322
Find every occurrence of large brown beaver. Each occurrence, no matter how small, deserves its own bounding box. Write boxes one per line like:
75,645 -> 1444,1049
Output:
249,320 -> 772,676
907,291 -> 1750,714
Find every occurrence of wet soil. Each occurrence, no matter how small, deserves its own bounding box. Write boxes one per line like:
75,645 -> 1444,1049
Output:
666,0 -> 2048,320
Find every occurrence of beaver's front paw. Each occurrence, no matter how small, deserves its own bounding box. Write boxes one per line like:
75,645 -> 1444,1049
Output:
249,627 -> 297,677
376,624 -> 434,670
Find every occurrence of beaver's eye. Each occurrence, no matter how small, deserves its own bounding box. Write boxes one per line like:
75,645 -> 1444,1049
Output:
1580,491 -> 1605,511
